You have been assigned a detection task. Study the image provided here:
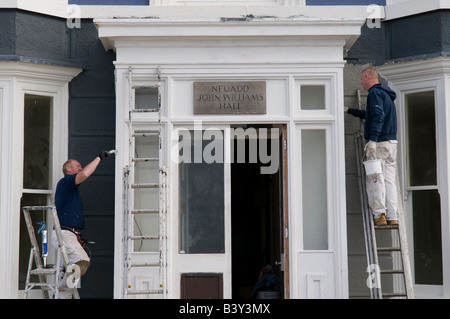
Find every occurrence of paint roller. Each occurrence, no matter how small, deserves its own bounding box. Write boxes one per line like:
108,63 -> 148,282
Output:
108,149 -> 118,155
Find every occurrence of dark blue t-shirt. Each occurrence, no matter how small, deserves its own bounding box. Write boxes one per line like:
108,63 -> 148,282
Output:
55,174 -> 84,229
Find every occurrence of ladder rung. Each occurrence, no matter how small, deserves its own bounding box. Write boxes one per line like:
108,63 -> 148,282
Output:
131,183 -> 159,189
132,158 -> 159,162
130,236 -> 159,240
26,283 -> 56,289
131,109 -> 158,113
30,268 -> 58,275
382,292 -> 407,298
133,132 -> 159,137
127,289 -> 163,295
380,269 -> 404,274
130,262 -> 160,267
374,225 -> 399,230
131,209 -> 159,215
377,247 -> 401,252
132,85 -> 158,89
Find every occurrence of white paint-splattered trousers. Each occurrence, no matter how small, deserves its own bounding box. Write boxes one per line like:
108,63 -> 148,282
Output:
365,140 -> 398,221
51,230 -> 90,299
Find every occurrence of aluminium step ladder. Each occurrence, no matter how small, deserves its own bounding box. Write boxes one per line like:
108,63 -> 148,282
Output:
355,132 -> 414,299
122,66 -> 168,298
23,206 -> 80,299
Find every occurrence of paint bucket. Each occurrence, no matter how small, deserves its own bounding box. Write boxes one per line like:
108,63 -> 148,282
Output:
363,159 -> 382,176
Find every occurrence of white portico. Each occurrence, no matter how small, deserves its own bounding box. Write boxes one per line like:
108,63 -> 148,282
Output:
96,12 -> 364,299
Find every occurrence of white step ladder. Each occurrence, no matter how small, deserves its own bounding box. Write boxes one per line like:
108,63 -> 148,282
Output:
355,132 -> 414,299
122,66 -> 168,298
23,206 -> 80,299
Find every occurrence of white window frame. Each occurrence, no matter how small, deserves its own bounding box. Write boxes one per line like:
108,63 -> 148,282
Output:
294,77 -> 334,118
0,62 -> 81,298
398,83 -> 446,298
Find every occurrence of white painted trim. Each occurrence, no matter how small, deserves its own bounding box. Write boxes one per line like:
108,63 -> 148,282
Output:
0,78 -> 14,299
0,61 -> 81,299
385,0 -> 450,20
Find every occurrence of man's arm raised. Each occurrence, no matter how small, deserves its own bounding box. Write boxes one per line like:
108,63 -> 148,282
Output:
75,151 -> 110,185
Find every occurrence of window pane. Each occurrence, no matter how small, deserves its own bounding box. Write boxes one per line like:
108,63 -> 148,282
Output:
405,91 -> 437,186
23,94 -> 51,189
302,130 -> 328,250
300,85 -> 325,110
412,190 -> 442,285
135,87 -> 158,110
179,130 -> 225,254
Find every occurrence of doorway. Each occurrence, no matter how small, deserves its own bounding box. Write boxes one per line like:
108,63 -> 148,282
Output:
230,124 -> 285,299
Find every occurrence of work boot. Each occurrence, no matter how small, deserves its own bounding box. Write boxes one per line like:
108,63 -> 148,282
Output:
374,213 -> 387,226
387,219 -> 398,225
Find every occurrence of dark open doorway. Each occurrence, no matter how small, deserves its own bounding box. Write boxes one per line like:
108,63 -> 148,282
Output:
231,125 -> 284,299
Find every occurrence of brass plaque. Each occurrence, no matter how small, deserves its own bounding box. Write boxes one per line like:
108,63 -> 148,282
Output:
194,81 -> 266,114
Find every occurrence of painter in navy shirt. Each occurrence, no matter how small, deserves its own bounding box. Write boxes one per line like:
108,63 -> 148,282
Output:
55,173 -> 84,229
55,152 -> 111,230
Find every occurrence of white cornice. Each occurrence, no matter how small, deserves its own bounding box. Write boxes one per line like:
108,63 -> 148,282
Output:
95,17 -> 365,52
378,56 -> 450,81
0,61 -> 82,83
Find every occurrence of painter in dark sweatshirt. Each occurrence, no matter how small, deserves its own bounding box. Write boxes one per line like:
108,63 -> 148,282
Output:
346,67 -> 398,226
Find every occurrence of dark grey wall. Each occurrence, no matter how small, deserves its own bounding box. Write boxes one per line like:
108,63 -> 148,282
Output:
0,9 -> 116,299
68,19 -> 116,300
347,10 -> 450,65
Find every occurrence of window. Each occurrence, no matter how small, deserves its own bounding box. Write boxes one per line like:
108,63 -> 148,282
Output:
134,87 -> 158,111
178,130 -> 225,254
301,129 -> 328,250
23,95 -> 52,190
295,79 -> 331,116
19,94 -> 53,289
406,91 -> 437,187
405,91 -> 442,285
300,85 -> 326,110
